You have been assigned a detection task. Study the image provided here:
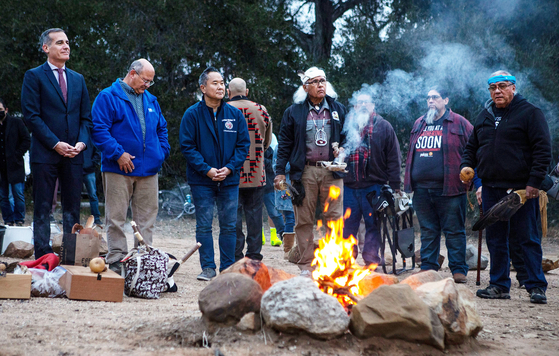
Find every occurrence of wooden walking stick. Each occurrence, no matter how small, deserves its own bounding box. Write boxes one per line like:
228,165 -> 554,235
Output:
476,205 -> 483,286
131,221 -> 151,252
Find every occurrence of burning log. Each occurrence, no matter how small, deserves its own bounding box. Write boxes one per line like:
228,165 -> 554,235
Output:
311,186 -> 380,308
318,280 -> 362,304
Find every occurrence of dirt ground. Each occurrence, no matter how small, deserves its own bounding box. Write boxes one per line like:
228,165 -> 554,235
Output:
1,215 -> 558,356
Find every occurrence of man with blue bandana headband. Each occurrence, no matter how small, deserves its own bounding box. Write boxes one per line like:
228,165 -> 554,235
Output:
461,70 -> 551,304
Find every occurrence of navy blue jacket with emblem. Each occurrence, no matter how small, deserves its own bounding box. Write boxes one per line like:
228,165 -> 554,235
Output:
180,99 -> 250,186
21,62 -> 92,164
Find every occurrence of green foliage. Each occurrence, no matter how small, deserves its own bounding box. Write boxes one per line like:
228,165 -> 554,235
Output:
2,0 -> 559,209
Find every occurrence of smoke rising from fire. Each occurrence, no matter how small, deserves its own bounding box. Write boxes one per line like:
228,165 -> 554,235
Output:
344,1 -> 557,137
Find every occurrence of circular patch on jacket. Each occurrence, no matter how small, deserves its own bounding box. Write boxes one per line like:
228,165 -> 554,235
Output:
225,121 -> 233,130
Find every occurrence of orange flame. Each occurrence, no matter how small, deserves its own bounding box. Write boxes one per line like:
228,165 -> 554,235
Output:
311,186 -> 377,308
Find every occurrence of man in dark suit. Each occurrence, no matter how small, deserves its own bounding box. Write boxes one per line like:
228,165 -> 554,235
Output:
21,28 -> 92,258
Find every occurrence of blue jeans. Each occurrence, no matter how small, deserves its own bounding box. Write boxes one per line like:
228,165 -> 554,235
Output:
236,187 -> 264,261
83,172 -> 101,221
263,191 -> 285,237
0,181 -> 25,223
413,188 -> 468,275
482,186 -> 546,292
343,185 -> 382,264
281,210 -> 295,234
191,184 -> 239,272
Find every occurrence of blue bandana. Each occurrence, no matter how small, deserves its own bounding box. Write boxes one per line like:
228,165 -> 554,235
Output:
487,75 -> 516,85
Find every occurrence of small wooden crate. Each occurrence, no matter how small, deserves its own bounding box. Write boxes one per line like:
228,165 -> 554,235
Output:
0,273 -> 32,299
59,265 -> 125,302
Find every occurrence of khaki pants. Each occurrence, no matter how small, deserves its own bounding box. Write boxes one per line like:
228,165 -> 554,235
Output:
103,172 -> 159,264
293,166 -> 343,271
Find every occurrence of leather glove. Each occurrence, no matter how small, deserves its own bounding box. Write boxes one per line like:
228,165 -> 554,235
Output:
291,180 -> 306,207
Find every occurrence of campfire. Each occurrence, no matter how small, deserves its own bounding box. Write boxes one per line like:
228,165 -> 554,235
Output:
311,186 -> 377,309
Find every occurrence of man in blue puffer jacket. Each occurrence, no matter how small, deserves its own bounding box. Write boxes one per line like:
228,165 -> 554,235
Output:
180,67 -> 250,281
92,59 -> 170,273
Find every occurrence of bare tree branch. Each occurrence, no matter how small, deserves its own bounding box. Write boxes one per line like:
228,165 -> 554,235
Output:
333,0 -> 367,20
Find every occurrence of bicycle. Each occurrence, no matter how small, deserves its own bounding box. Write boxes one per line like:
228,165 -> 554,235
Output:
158,180 -> 195,220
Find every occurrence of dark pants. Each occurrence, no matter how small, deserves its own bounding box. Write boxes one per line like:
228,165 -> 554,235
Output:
343,185 -> 382,264
0,181 -> 25,223
263,191 -> 285,237
509,227 -> 529,285
32,161 -> 83,258
413,188 -> 468,275
482,186 -> 546,292
191,184 -> 238,272
83,172 -> 101,221
236,187 -> 264,261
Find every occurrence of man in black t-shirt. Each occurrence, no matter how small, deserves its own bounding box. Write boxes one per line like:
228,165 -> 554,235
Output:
404,87 -> 473,284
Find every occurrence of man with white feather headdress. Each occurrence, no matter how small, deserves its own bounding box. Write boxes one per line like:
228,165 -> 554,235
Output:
274,67 -> 347,276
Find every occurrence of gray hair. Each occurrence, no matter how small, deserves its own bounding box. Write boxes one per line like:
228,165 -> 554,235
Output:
199,66 -> 221,86
39,28 -> 65,50
490,70 -> 513,77
128,60 -> 144,74
490,70 -> 516,94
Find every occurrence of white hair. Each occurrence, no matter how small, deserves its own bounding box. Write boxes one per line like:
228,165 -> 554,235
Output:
293,82 -> 338,104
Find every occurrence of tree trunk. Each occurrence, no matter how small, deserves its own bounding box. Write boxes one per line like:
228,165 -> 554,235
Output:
311,0 -> 336,63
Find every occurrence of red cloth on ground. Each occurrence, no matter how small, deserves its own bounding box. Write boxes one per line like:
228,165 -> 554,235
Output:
20,253 -> 60,271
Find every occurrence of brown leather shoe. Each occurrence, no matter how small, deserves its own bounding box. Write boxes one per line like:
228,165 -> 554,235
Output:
453,273 -> 467,284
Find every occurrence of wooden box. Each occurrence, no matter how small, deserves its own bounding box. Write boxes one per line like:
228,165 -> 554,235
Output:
0,273 -> 32,299
59,265 -> 125,302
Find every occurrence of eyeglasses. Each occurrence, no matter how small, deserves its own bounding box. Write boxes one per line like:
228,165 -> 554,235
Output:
356,100 -> 372,105
426,95 -> 441,101
488,83 -> 513,92
136,72 -> 155,86
306,79 -> 326,86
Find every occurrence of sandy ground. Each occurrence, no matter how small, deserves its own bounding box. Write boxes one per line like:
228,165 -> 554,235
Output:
1,215 -> 558,356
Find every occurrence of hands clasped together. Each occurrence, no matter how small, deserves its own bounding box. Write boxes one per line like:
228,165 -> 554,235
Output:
206,167 -> 232,181
55,141 -> 86,158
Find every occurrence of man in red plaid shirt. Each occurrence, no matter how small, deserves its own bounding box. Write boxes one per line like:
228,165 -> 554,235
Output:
342,91 -> 401,266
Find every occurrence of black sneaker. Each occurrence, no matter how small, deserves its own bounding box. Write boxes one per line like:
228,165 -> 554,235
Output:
476,285 -> 511,299
529,287 -> 547,304
197,268 -> 216,281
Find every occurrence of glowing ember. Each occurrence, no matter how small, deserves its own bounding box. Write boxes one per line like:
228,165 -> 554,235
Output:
311,186 -> 377,308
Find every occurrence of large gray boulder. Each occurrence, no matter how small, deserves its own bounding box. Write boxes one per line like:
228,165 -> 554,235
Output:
261,276 -> 349,340
465,244 -> 489,270
198,273 -> 263,325
415,278 -> 483,344
350,283 -> 445,350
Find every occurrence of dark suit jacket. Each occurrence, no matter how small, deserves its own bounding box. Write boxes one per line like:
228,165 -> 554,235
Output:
21,62 -> 92,165
1,114 -> 31,184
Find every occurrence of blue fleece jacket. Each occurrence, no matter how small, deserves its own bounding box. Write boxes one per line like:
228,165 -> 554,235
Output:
91,80 -> 170,176
180,100 -> 250,186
